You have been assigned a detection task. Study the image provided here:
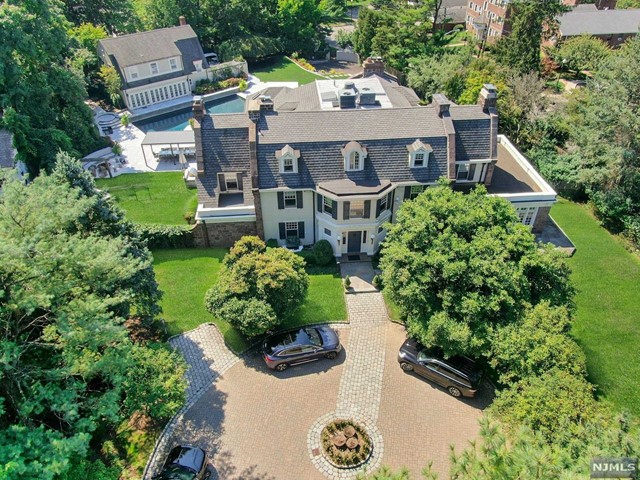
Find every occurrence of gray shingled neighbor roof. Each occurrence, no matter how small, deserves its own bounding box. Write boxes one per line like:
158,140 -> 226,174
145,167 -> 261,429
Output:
559,9 -> 640,36
0,130 -> 16,169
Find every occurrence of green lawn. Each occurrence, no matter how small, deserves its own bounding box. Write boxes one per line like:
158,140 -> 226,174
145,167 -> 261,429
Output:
250,56 -> 327,85
96,172 -> 197,225
152,248 -> 347,352
551,199 -> 640,416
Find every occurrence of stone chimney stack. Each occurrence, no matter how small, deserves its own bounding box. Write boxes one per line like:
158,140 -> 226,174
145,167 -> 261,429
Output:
192,95 -> 205,121
432,93 -> 451,118
478,84 -> 497,112
362,57 -> 385,78
179,16 -> 187,26
192,96 -> 205,174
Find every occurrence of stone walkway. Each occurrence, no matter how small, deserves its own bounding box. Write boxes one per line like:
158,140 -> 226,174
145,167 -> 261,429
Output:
308,262 -> 390,479
143,324 -> 240,478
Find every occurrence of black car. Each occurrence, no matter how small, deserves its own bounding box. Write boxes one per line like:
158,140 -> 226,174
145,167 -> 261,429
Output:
397,338 -> 482,398
262,326 -> 342,371
154,445 -> 210,480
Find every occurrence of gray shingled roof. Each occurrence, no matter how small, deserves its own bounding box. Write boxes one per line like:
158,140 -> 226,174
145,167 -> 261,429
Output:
257,107 -> 447,144
0,129 -> 16,169
100,25 -> 206,70
559,9 -> 640,36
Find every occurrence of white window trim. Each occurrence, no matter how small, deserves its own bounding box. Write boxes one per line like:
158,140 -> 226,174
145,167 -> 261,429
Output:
224,173 -> 240,191
280,154 -> 297,174
283,191 -> 297,208
409,148 -> 432,168
129,67 -> 139,80
150,62 -> 159,75
169,58 -> 178,70
285,222 -> 299,238
323,197 -> 334,215
455,162 -> 478,182
349,200 -> 365,219
341,142 -> 367,172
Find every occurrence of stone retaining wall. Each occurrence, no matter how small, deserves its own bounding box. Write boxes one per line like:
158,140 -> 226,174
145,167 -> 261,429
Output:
193,220 -> 257,247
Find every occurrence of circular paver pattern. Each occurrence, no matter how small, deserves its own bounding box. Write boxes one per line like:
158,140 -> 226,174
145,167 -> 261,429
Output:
308,412 -> 383,480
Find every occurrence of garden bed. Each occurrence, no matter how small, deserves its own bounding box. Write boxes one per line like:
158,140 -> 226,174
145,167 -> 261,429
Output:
321,419 -> 372,468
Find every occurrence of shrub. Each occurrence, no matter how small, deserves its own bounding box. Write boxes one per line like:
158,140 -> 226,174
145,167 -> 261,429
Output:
312,240 -> 334,266
62,458 -> 120,480
238,79 -> 248,91
225,235 -> 267,265
135,224 -> 194,249
372,274 -> 383,289
490,368 -> 599,446
266,238 -> 279,248
217,297 -> 278,337
343,275 -> 351,289
120,114 -> 130,127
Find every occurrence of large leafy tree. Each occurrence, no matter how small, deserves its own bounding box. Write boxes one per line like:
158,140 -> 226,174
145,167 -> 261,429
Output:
61,0 -> 137,33
494,0 -> 568,75
0,0 -> 103,176
0,157 -> 184,479
552,34 -> 612,73
380,183 -> 573,358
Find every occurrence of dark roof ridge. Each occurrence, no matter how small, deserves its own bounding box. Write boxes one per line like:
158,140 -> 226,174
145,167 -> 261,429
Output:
100,24 -> 196,43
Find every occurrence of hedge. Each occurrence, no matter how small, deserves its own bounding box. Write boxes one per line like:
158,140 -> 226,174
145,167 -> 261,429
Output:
136,224 -> 194,249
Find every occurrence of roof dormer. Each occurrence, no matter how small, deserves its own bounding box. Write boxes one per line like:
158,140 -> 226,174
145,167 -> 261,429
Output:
407,139 -> 432,168
276,144 -> 300,174
342,141 -> 367,172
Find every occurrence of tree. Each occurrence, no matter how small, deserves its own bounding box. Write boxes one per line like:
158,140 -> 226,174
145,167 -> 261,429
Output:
277,0 -> 326,56
0,159 -> 182,479
490,302 -> 585,386
0,0 -> 104,176
98,65 -> 123,107
553,34 -> 611,73
205,237 -> 309,336
494,0 -> 568,75
62,0 -> 137,33
617,0 -> 640,7
407,49 -> 472,102
379,183 -> 573,358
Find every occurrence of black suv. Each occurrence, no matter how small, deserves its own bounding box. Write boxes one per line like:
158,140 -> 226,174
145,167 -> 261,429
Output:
154,445 -> 210,480
397,338 -> 482,398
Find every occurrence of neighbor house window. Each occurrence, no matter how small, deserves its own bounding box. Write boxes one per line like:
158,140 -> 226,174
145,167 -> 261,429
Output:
150,62 -> 159,75
284,191 -> 297,208
323,197 -> 334,215
349,200 -> 365,218
455,163 -> 477,181
130,67 -> 139,80
410,185 -> 424,200
170,58 -> 178,70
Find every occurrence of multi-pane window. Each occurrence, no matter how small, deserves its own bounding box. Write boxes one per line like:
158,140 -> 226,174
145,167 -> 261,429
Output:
409,185 -> 424,200
348,152 -> 360,171
285,222 -> 299,239
413,153 -> 426,167
284,192 -> 297,208
170,58 -> 178,70
349,200 -> 365,218
282,157 -> 294,173
323,197 -> 334,215
150,62 -> 159,75
516,207 -> 538,227
379,195 -> 387,214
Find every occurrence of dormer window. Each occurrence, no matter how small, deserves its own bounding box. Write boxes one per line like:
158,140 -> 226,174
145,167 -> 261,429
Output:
407,139 -> 432,168
170,58 -> 178,70
341,141 -> 367,172
276,145 -> 300,174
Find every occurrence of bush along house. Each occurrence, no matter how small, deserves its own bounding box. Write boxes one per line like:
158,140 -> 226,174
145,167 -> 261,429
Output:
191,59 -> 556,256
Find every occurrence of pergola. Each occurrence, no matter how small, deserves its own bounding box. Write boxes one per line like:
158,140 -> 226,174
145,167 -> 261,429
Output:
140,130 -> 196,168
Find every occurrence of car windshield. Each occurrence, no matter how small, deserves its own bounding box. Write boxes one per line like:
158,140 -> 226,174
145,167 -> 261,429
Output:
304,328 -> 322,346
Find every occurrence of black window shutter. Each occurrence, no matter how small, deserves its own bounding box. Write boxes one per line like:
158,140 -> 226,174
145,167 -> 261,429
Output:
298,221 -> 305,239
317,193 -> 322,212
218,173 -> 227,192
331,200 -> 338,220
279,223 -> 286,239
296,191 -> 303,209
237,172 -> 243,190
364,200 -> 371,218
403,186 -> 411,199
277,192 -> 284,209
376,198 -> 382,218
343,201 -> 350,220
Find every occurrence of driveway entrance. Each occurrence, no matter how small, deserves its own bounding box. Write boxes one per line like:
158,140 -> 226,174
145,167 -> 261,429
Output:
347,231 -> 362,253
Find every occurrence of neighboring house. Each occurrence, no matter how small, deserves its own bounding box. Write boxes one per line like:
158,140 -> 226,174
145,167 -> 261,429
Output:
97,17 -> 210,111
434,0 -> 468,32
556,8 -> 640,46
191,58 -> 556,255
467,0 -> 621,43
0,129 -> 17,171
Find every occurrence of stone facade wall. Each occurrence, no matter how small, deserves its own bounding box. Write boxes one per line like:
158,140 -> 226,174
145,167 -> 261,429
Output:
532,206 -> 551,234
192,221 -> 257,247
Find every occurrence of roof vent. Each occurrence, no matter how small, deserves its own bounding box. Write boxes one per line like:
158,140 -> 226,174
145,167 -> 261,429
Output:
339,89 -> 356,109
344,81 -> 356,90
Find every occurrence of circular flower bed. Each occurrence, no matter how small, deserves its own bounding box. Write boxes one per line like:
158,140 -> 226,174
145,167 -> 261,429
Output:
321,419 -> 372,468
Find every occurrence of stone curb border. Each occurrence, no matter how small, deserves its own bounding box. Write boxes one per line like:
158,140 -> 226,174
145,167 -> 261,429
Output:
307,412 -> 383,480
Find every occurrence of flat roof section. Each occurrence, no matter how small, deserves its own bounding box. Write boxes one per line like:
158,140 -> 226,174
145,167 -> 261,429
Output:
486,143 -> 541,195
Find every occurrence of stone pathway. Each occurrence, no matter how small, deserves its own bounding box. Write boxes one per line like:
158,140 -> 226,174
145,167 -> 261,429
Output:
308,263 -> 389,479
143,324 -> 240,478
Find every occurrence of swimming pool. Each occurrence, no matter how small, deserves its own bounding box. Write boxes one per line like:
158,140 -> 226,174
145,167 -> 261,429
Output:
133,95 -> 245,132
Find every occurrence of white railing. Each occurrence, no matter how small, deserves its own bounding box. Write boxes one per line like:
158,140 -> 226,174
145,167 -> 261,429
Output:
196,204 -> 256,222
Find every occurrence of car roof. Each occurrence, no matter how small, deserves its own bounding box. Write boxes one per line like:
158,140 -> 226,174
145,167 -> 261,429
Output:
418,347 -> 478,377
266,327 -> 318,351
166,445 -> 205,472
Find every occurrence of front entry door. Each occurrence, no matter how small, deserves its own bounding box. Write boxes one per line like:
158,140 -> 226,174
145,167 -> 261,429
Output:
347,231 -> 362,253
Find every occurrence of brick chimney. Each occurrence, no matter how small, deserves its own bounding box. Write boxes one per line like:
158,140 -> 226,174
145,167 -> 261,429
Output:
179,16 -> 187,26
478,84 -> 497,112
432,93 -> 451,118
192,96 -> 205,174
192,95 -> 205,121
362,57 -> 385,78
